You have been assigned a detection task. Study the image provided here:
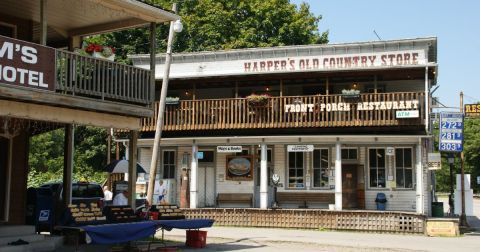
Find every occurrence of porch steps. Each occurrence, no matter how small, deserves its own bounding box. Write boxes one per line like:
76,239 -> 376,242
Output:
0,225 -> 63,252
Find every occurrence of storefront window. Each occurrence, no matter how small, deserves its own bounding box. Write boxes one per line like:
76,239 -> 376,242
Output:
162,150 -> 176,179
288,152 -> 304,188
313,149 -> 329,188
341,148 -> 357,160
369,148 -> 386,188
395,148 -> 413,188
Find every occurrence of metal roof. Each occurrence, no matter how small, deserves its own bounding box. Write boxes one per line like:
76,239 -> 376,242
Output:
130,37 -> 437,65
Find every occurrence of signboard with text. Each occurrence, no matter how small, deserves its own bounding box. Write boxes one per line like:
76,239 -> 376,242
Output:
0,35 -> 55,91
439,112 -> 464,152
217,146 -> 243,153
287,145 -> 314,152
465,104 -> 480,118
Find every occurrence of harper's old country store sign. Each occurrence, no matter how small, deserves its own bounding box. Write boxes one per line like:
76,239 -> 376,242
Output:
0,35 -> 55,91
153,49 -> 427,79
244,50 -> 425,73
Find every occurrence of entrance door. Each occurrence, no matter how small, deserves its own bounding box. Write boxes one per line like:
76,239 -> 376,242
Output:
197,166 -> 215,207
0,137 -> 9,222
342,164 -> 358,209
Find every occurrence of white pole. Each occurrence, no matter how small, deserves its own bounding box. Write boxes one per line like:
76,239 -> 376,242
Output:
416,141 -> 424,214
146,4 -> 177,205
260,143 -> 268,209
335,142 -> 342,210
190,144 -> 198,209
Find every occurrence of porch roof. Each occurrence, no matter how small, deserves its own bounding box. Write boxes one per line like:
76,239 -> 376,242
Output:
0,0 -> 179,39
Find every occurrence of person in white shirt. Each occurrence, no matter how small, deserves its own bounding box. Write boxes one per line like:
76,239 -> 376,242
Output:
103,186 -> 113,201
112,190 -> 128,206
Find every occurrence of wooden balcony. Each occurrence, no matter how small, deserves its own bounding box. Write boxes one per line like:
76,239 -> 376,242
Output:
142,92 -> 426,132
56,50 -> 152,105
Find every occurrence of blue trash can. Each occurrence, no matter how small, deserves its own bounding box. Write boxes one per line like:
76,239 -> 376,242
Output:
375,193 -> 387,210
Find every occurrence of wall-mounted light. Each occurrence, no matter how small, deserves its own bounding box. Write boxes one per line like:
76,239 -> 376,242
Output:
352,83 -> 358,89
181,152 -> 190,168
265,86 -> 270,91
173,20 -> 183,33
185,90 -> 190,96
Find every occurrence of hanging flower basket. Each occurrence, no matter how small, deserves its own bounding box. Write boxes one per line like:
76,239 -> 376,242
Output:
76,43 -> 116,61
246,94 -> 270,107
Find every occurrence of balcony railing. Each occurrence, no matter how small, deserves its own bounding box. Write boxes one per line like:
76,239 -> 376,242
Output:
142,92 -> 426,132
56,50 -> 152,105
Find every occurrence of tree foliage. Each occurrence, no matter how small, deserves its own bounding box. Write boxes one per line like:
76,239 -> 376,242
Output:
28,127 -> 111,187
97,0 -> 328,61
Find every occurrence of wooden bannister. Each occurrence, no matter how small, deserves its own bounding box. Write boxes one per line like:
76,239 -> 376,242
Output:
55,50 -> 152,105
142,92 -> 426,132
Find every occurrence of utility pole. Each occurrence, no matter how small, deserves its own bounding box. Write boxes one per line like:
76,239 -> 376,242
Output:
146,3 -> 180,205
459,91 -> 468,227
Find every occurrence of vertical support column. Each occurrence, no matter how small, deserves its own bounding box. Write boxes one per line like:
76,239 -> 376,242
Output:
190,143 -> 198,209
335,142 -> 342,210
149,22 -> 156,102
63,124 -> 74,207
260,143 -> 268,209
128,130 -> 138,209
416,140 -> 424,214
425,66 -> 430,133
40,0 -> 47,45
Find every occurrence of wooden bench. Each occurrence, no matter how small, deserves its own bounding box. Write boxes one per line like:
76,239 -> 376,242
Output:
216,193 -> 253,207
276,192 -> 334,208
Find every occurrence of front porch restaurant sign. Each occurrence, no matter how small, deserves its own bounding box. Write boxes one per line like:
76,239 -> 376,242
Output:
0,35 -> 55,91
284,100 -> 420,112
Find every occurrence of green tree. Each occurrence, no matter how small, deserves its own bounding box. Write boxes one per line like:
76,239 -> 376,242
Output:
99,0 -> 328,61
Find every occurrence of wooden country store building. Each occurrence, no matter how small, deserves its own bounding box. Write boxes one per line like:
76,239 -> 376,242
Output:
130,37 -> 438,233
0,0 -> 179,227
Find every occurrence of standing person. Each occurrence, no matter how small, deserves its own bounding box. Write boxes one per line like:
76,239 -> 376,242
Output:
113,190 -> 128,206
103,186 -> 113,201
157,180 -> 167,204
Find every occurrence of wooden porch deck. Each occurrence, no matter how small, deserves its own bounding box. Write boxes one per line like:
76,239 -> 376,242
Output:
183,208 -> 425,234
143,92 -> 425,132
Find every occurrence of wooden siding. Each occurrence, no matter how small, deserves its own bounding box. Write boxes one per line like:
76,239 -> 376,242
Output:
183,208 -> 425,233
143,92 -> 425,132
56,50 -> 151,105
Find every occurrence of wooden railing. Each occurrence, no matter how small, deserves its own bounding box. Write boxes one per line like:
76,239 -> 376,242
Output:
142,92 -> 425,132
56,50 -> 152,105
183,208 -> 425,233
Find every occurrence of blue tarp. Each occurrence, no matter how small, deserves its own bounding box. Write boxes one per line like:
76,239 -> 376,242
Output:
155,219 -> 214,230
81,221 -> 157,244
80,219 -> 214,244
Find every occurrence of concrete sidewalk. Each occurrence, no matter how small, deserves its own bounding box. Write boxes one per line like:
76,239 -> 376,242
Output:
161,227 -> 480,252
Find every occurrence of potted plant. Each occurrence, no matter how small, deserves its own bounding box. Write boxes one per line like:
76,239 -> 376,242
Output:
76,43 -> 116,61
246,94 -> 270,107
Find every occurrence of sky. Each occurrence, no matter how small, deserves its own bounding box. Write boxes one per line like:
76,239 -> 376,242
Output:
291,0 -> 480,110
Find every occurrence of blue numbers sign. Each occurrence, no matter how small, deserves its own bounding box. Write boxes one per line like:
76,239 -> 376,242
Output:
439,112 -> 464,152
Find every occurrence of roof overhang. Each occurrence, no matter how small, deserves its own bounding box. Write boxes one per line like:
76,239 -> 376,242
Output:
0,0 -> 180,41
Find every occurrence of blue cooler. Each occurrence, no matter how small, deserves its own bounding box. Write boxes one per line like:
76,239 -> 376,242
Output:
375,193 -> 387,210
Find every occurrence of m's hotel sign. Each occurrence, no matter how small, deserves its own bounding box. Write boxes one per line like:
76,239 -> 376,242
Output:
465,104 -> 480,118
0,35 -> 55,91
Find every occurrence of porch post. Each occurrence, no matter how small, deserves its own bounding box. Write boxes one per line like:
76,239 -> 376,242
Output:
40,0 -> 47,45
128,130 -> 138,209
63,124 -> 74,207
190,143 -> 198,208
335,142 -> 342,210
416,141 -> 424,214
260,143 -> 268,209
